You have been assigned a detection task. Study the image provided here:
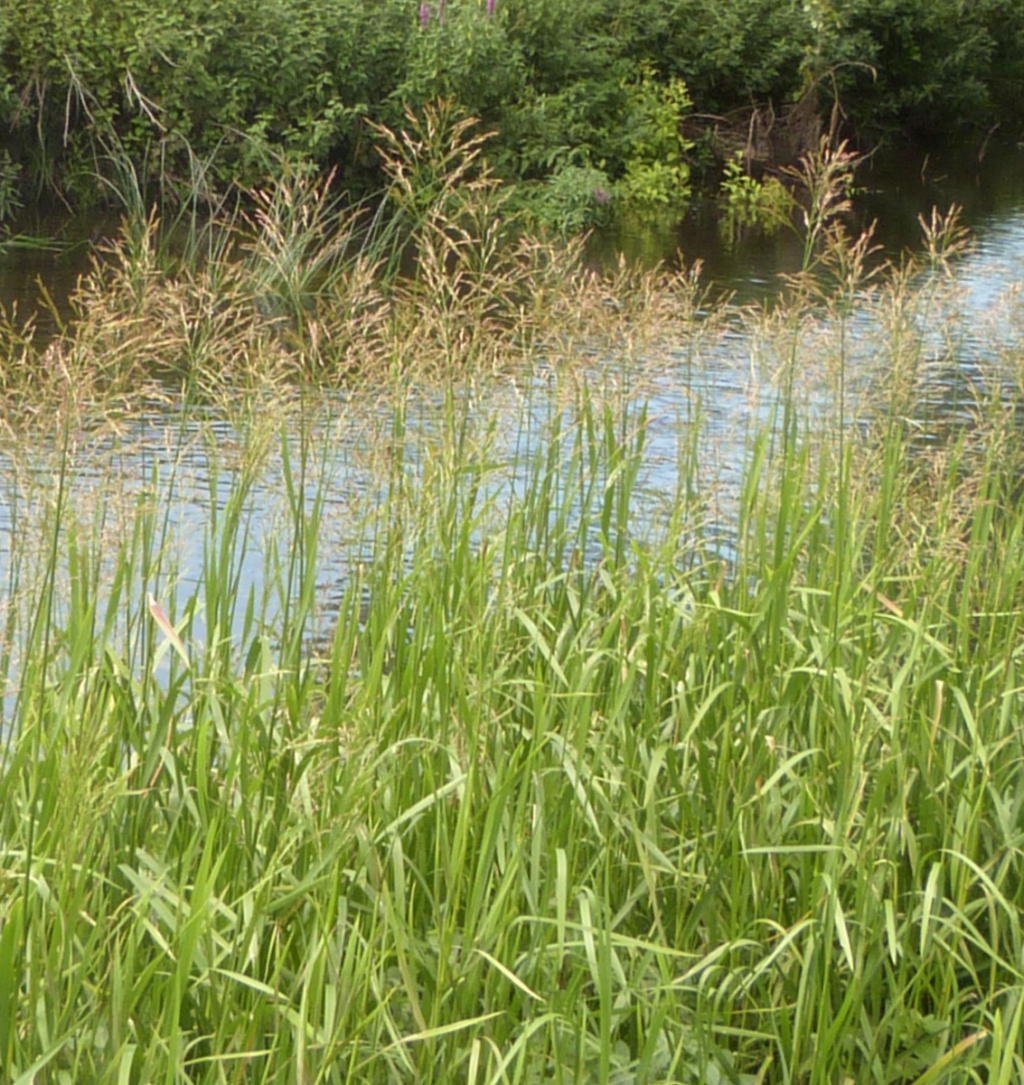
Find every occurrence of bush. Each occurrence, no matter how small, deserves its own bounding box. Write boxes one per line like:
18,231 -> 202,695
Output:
810,0 -> 1024,139
1,0 -> 1022,207
0,0 -> 416,199
522,163 -> 614,233
392,0 -> 526,124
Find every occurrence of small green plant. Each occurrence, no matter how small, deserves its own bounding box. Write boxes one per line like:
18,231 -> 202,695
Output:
0,150 -> 21,226
718,149 -> 795,247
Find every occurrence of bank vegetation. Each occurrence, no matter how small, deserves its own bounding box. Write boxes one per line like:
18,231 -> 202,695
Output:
1,122 -> 1024,1083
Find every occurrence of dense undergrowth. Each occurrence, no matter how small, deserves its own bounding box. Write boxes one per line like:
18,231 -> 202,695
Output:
2,0 -> 1023,226
2,130 -> 1024,1084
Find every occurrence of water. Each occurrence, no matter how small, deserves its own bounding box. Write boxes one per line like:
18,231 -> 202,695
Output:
586,140 -> 1024,300
0,142 -> 1022,663
605,141 -> 1024,514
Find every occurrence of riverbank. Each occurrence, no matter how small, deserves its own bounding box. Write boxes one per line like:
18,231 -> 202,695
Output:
2,129 -> 1024,1082
2,0 -> 1023,228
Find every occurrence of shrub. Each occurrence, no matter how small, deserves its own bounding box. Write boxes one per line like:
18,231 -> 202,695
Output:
614,65 -> 693,214
526,163 -> 614,233
391,0 -> 527,126
809,0 -> 1024,138
2,0 -> 1022,206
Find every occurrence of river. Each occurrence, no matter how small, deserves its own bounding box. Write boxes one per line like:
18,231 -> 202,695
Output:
0,141 -> 1021,667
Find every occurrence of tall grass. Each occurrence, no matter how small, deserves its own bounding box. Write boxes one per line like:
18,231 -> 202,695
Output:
2,132 -> 1024,1084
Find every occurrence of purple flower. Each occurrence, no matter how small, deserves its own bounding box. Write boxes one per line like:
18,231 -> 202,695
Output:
486,0 -> 496,15
419,2 -> 430,27
593,187 -> 611,206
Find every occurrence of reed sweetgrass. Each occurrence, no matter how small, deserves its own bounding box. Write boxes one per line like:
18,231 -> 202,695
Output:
1,333 -> 1023,1083
2,137 -> 1024,1084
0,105 -> 592,419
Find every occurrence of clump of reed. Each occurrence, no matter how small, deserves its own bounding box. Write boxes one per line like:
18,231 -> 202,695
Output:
2,129 -> 1024,1085
0,103 -> 679,429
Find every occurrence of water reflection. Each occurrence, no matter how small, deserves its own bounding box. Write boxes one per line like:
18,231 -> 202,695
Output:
0,142 -> 1021,660
586,140 -> 1024,304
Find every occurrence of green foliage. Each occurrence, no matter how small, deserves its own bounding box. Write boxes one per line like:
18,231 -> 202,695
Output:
806,0 -> 1024,137
524,163 -> 614,233
505,0 -> 626,93
0,150 -> 21,224
615,65 -> 693,214
1,0 -> 1023,206
494,77 -> 629,181
392,0 -> 526,124
643,0 -> 807,110
0,0 -> 415,198
717,150 -> 795,248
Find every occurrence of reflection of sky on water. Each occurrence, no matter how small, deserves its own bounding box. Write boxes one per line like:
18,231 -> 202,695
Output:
0,162 -> 1021,685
